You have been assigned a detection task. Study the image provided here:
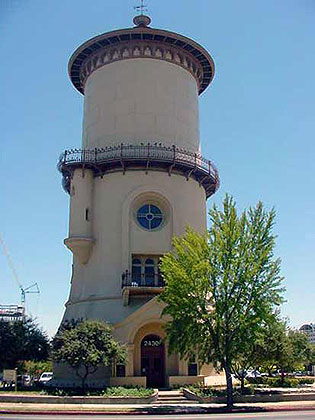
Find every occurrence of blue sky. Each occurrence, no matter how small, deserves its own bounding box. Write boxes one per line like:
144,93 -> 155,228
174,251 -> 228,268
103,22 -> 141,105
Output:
1,0 -> 314,337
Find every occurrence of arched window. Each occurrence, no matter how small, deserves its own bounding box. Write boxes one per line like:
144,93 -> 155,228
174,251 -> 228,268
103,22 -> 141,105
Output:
129,255 -> 164,288
144,258 -> 155,286
132,258 -> 142,285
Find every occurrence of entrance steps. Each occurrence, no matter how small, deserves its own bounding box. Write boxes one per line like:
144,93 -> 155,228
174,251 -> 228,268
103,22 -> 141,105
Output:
155,390 -> 196,405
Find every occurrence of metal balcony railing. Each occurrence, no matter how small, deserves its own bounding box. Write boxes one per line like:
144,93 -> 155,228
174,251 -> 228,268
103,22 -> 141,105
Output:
122,271 -> 165,288
57,143 -> 219,198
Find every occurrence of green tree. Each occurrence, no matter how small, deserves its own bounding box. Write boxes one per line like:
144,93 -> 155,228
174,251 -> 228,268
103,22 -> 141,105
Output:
308,344 -> 315,374
309,344 -> 315,365
255,318 -> 312,384
52,320 -> 127,389
24,360 -> 53,378
159,195 -> 285,408
254,315 -> 287,376
284,329 -> 311,374
0,318 -> 50,370
230,314 -> 276,393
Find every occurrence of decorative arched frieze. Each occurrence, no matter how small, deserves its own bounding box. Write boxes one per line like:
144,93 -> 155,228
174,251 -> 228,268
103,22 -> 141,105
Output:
76,41 -> 205,93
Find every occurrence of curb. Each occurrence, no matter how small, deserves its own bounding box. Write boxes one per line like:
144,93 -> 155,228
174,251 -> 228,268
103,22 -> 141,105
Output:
1,405 -> 315,416
0,390 -> 158,405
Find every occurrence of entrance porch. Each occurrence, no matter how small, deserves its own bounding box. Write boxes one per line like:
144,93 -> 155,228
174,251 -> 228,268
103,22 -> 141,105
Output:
112,298 -> 211,388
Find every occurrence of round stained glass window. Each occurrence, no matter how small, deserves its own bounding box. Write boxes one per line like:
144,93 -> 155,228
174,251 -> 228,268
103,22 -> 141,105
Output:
137,204 -> 163,230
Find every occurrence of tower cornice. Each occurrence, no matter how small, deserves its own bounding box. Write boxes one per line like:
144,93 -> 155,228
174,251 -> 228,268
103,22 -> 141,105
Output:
69,26 -> 215,95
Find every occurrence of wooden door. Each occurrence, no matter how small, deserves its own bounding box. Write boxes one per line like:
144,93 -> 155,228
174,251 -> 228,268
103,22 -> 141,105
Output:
141,334 -> 165,388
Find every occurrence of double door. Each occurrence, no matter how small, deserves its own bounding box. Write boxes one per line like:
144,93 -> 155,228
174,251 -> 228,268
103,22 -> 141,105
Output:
141,334 -> 165,388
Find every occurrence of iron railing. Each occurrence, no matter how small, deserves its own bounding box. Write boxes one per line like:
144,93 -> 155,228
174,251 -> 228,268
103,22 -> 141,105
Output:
58,143 -> 219,197
122,271 -> 165,288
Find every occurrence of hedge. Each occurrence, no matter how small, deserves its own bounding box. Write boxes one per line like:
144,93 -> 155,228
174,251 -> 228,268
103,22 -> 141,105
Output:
246,377 -> 314,387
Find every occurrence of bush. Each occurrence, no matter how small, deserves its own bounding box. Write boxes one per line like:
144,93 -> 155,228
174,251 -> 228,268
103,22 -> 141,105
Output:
297,378 -> 314,385
246,376 -> 264,385
186,385 -> 214,397
247,377 -> 301,387
102,386 -> 153,397
43,386 -> 154,397
186,384 -> 254,398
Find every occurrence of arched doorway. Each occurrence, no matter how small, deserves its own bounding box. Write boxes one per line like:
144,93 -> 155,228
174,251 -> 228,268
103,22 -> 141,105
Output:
141,334 -> 165,388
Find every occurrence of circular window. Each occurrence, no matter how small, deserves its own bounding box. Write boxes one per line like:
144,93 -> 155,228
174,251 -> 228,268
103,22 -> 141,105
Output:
137,204 -> 163,230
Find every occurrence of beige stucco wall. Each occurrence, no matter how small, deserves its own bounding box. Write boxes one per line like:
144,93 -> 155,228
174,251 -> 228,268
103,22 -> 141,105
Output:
111,297 -> 223,385
112,297 -> 180,380
82,58 -> 200,152
53,362 -> 111,388
109,377 -> 146,387
69,169 -> 93,238
63,170 -> 206,324
169,376 -> 205,386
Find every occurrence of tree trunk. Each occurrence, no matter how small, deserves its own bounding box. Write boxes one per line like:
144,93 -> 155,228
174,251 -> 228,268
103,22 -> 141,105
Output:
240,374 -> 245,395
224,363 -> 233,409
81,366 -> 89,391
280,369 -> 285,386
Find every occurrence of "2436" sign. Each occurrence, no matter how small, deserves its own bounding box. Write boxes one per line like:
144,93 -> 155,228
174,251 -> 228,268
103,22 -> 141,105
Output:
143,339 -> 162,347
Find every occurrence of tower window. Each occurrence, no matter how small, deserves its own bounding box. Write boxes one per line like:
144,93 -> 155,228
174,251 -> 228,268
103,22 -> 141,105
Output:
131,255 -> 164,287
132,258 -> 142,285
85,208 -> 89,221
137,204 -> 163,230
188,355 -> 198,376
116,364 -> 126,377
144,258 -> 155,286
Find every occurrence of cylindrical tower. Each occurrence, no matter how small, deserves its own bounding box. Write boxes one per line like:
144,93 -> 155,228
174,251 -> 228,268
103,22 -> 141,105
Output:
57,14 -> 220,388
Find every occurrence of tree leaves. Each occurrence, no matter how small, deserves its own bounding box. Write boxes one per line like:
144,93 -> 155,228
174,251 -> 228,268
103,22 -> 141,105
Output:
52,320 -> 127,388
159,194 -> 285,407
0,318 -> 50,370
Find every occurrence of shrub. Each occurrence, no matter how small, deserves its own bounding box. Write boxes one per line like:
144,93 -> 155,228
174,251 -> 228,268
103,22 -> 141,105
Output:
246,377 -> 264,384
186,385 -> 214,397
246,376 -> 306,387
42,386 -> 154,397
297,378 -> 314,385
186,385 -> 253,398
102,386 -> 154,397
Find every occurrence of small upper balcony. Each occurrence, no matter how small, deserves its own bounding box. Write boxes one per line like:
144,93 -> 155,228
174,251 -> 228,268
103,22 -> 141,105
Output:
121,270 -> 165,306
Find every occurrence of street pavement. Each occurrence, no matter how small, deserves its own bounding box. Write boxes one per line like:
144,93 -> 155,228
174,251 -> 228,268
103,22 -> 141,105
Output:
1,411 -> 315,419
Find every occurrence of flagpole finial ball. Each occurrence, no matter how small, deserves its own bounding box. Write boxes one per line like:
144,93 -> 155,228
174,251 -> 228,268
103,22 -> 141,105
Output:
133,15 -> 151,27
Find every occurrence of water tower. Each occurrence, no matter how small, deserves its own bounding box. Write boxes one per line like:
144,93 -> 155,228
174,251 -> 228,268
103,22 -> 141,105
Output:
57,12 -> 220,388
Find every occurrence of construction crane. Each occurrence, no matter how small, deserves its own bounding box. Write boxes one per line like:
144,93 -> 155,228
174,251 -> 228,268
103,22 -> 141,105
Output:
0,232 -> 40,312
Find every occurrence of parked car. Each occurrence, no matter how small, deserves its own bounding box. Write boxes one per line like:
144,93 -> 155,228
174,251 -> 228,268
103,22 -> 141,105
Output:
246,370 -> 262,379
38,372 -> 53,384
17,374 -> 31,386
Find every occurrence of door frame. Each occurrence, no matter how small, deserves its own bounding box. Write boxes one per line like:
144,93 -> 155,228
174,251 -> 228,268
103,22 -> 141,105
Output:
140,334 -> 165,388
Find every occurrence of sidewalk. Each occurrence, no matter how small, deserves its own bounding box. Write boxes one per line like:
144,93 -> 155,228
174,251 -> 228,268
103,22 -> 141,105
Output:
1,400 -> 315,415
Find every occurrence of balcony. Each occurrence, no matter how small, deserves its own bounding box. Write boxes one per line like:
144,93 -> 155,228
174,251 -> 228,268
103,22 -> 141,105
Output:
121,271 -> 165,306
57,143 -> 219,199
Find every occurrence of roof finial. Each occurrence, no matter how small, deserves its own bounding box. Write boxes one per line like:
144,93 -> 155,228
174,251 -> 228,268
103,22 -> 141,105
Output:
133,0 -> 151,27
134,0 -> 147,15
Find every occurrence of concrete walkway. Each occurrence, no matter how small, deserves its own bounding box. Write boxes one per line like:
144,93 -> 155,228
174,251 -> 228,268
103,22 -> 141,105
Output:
1,389 -> 315,415
1,400 -> 315,415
